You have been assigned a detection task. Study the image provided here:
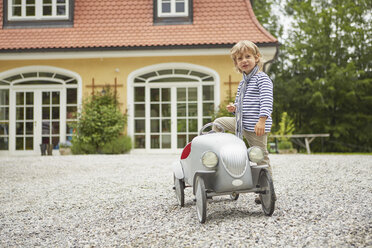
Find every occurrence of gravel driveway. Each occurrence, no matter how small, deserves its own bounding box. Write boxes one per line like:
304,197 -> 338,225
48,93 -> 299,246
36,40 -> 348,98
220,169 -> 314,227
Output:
0,154 -> 371,247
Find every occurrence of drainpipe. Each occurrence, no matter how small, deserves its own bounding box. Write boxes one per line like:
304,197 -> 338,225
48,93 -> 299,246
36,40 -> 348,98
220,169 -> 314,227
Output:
263,43 -> 280,73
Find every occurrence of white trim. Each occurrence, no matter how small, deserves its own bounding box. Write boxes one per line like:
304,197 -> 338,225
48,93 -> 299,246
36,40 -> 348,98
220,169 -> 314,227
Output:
0,48 -> 232,60
127,63 -> 220,152
146,75 -> 201,83
0,47 -> 277,62
11,77 -> 65,85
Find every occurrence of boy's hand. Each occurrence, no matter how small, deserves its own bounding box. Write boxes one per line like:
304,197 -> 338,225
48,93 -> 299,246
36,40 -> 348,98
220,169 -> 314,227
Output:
226,102 -> 236,113
255,117 -> 267,136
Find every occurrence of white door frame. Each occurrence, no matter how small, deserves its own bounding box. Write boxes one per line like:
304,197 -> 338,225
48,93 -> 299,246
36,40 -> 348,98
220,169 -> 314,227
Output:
0,65 -> 82,156
10,86 -> 65,155
146,82 -> 202,152
127,63 -> 220,153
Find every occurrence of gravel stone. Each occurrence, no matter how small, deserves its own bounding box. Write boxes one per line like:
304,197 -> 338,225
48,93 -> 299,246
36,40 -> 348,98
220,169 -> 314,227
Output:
0,154 -> 371,247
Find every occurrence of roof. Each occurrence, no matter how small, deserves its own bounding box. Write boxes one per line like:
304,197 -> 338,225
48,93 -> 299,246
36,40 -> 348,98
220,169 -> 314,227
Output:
0,0 -> 278,52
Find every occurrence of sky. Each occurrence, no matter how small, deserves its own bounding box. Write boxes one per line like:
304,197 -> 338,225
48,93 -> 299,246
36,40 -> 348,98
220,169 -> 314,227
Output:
272,2 -> 294,41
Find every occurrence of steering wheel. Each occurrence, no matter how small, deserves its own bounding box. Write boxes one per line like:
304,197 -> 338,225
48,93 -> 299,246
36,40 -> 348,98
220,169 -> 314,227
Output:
199,122 -> 225,135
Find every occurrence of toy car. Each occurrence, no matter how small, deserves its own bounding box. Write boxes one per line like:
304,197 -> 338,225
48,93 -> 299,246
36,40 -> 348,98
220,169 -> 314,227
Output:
173,122 -> 276,223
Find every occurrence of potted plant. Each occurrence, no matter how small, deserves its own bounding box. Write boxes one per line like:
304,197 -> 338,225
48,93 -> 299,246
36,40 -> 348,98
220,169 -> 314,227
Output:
59,142 -> 72,155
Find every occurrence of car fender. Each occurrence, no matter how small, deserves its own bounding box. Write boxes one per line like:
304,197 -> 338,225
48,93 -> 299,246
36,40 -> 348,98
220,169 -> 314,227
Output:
173,160 -> 184,179
192,170 -> 216,195
250,164 -> 269,187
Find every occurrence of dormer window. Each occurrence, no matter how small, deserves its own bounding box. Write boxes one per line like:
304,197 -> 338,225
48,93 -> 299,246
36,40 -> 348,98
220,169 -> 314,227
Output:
154,0 -> 192,25
158,0 -> 188,17
8,0 -> 69,20
3,0 -> 74,29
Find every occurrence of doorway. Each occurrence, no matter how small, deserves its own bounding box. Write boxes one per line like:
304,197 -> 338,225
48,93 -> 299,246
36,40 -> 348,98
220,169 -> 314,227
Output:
0,66 -> 81,156
129,63 -> 220,152
12,89 -> 64,154
147,85 -> 200,150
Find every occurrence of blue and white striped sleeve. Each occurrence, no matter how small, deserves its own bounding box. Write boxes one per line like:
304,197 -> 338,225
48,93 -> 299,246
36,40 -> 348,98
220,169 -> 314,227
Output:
257,75 -> 273,117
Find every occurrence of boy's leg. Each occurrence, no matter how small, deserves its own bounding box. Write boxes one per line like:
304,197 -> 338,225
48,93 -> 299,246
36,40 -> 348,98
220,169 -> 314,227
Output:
243,131 -> 275,204
213,117 -> 236,133
243,131 -> 272,175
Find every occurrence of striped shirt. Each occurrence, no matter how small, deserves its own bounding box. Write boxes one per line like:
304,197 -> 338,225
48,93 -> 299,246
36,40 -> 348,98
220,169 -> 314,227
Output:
234,71 -> 273,133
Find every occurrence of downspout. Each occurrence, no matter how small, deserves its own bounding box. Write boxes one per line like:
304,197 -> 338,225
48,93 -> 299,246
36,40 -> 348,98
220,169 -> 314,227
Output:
263,43 -> 280,73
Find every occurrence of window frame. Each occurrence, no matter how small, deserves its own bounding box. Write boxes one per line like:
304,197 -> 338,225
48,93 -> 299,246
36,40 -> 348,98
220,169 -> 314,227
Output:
157,0 -> 188,17
3,0 -> 74,29
153,0 -> 193,25
8,0 -> 69,20
0,89 -> 10,151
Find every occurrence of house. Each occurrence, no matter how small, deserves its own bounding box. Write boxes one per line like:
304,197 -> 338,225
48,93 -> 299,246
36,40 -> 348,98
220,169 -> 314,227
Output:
0,0 -> 278,155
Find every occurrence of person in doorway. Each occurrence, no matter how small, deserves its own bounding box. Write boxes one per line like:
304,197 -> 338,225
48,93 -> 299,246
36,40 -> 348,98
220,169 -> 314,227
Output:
213,40 -> 274,204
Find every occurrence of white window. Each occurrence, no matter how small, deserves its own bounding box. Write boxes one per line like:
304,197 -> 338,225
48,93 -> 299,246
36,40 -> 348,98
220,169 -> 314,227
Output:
158,0 -> 188,17
8,0 -> 69,20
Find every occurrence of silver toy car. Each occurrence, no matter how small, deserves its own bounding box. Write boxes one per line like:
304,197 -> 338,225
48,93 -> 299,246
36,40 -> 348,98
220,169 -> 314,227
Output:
173,122 -> 276,223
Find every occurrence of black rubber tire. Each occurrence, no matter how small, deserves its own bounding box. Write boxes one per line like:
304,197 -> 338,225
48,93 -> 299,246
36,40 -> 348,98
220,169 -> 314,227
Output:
258,169 -> 276,216
195,176 -> 207,223
174,175 -> 185,207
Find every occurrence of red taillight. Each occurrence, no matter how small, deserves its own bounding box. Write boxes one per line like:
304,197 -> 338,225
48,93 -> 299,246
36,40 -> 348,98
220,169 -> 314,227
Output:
181,142 -> 192,159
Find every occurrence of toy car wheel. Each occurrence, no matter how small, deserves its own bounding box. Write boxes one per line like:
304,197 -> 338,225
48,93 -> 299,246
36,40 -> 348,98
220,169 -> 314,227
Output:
258,169 -> 276,216
230,192 -> 239,201
195,176 -> 207,223
174,175 -> 185,207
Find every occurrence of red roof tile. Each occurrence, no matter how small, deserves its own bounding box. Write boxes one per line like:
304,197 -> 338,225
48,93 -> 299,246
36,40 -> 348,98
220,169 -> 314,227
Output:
0,0 -> 277,51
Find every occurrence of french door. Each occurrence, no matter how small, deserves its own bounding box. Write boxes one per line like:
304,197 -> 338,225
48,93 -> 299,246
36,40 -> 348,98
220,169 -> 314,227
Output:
11,89 -> 64,155
145,85 -> 201,151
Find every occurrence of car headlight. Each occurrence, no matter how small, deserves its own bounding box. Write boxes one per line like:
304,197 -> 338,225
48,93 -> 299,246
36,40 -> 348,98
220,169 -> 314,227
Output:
201,151 -> 218,168
247,147 -> 264,163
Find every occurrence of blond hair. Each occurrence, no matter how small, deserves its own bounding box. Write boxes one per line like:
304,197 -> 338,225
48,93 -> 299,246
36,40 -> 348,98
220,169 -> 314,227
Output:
230,40 -> 263,73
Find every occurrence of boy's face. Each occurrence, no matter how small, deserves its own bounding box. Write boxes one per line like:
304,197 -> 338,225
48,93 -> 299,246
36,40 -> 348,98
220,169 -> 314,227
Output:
236,50 -> 259,74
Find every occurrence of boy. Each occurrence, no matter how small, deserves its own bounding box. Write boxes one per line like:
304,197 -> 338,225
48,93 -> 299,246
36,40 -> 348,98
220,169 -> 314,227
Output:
213,40 -> 274,203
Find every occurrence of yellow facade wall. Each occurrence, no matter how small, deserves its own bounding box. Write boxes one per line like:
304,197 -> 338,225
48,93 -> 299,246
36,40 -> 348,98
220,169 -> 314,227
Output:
0,54 -> 243,112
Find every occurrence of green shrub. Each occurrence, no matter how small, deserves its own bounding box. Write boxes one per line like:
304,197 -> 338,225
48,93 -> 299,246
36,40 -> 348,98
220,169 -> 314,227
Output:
278,140 -> 293,150
70,137 -> 96,154
211,100 -> 235,133
100,135 -> 132,154
211,95 -> 237,121
71,88 -> 130,154
276,112 -> 295,137
275,112 -> 295,150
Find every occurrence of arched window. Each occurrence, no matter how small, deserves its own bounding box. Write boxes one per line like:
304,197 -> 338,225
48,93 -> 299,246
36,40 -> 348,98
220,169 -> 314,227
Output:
0,71 -> 77,86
